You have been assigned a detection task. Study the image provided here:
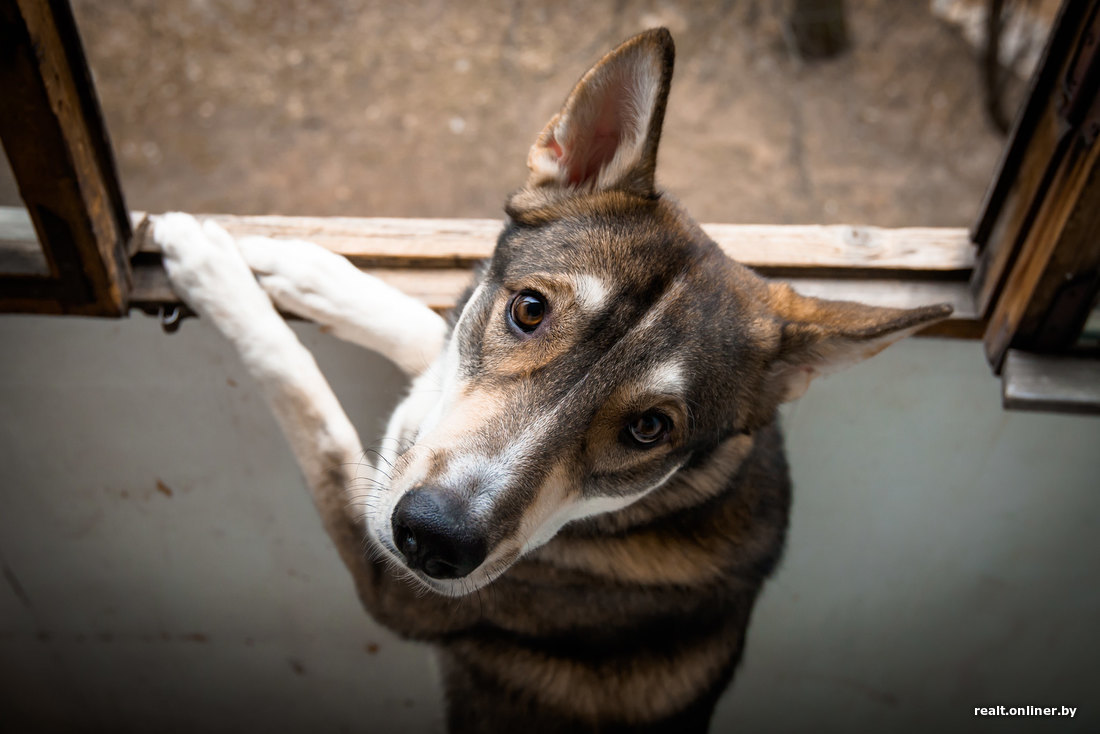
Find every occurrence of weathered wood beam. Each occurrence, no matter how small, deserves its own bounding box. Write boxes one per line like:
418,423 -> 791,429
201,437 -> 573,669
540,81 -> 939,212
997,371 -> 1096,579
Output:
0,0 -> 132,315
125,213 -> 981,338
130,213 -> 975,276
971,0 -> 1100,369
983,132 -> 1100,364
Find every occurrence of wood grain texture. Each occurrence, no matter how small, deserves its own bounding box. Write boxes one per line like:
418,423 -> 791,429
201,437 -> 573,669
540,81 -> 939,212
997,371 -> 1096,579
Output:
971,101 -> 1066,315
131,213 -> 975,276
0,1 -> 132,315
969,0 -> 1092,314
983,117 -> 1100,368
128,213 -> 980,338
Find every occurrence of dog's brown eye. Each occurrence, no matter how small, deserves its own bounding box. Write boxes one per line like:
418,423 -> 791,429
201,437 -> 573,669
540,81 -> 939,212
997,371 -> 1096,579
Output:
626,411 -> 670,447
508,291 -> 546,333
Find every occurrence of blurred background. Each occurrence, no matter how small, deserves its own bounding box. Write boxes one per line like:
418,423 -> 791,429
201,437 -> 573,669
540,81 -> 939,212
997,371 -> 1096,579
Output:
4,2 -> 1099,734
62,0 -> 1045,225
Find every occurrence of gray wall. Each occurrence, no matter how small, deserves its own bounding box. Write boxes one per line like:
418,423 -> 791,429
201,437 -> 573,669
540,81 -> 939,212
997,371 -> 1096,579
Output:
1,315 -> 1097,733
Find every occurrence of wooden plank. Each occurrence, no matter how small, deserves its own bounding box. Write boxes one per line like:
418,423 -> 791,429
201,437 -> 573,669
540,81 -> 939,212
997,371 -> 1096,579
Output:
704,224 -> 973,276
0,0 -> 132,315
130,264 -> 978,338
969,0 -> 1094,317
131,213 -> 974,277
1002,350 -> 1100,414
129,213 -> 978,336
971,100 -> 1068,314
971,0 -> 1088,247
983,99 -> 1100,368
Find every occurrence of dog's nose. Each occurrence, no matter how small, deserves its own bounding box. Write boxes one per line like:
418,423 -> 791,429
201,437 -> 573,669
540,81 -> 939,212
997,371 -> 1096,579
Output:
391,489 -> 488,580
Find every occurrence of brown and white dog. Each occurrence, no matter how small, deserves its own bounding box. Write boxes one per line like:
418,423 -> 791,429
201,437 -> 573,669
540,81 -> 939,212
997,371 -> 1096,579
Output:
154,29 -> 950,733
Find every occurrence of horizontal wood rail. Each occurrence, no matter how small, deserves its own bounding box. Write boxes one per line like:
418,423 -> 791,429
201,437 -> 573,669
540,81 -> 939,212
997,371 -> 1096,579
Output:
120,213 -> 983,338
131,214 -> 977,276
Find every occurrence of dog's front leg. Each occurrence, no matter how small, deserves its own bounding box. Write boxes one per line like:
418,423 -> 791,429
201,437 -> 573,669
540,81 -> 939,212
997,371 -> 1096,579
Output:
153,214 -> 479,639
153,213 -> 381,588
234,234 -> 447,376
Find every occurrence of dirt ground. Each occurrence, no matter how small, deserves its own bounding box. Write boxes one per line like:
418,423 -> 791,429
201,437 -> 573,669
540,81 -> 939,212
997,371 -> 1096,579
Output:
65,0 -> 1015,228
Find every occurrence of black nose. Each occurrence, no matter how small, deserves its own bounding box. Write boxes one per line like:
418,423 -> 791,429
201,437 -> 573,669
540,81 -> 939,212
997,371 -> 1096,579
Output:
391,489 -> 488,579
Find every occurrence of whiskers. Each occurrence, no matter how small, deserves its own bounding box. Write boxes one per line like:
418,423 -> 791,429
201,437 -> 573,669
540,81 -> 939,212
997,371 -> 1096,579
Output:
361,534 -> 438,599
340,435 -> 417,528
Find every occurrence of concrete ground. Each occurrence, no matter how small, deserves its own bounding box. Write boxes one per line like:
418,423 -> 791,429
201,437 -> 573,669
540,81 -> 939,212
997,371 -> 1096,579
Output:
69,0 -> 1012,227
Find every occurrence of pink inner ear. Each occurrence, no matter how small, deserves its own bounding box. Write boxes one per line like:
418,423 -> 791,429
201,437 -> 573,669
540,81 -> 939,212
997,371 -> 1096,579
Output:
563,81 -> 632,186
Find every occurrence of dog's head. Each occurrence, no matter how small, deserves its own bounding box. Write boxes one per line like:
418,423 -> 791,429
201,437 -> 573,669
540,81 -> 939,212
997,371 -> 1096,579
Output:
368,29 -> 950,595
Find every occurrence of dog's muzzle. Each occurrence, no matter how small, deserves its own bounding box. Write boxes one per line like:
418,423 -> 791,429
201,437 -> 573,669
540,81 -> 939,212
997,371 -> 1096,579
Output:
391,488 -> 489,579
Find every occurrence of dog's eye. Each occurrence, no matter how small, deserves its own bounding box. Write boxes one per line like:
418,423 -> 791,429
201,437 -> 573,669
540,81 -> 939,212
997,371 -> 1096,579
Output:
508,290 -> 546,333
625,411 -> 671,447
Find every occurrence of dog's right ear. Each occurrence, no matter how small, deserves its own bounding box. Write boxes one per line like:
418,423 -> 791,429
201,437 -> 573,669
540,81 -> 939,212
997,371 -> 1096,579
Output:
525,28 -> 675,197
763,283 -> 953,402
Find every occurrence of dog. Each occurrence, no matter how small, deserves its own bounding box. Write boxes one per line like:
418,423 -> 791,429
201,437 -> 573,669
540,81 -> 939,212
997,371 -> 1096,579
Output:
154,28 -> 951,733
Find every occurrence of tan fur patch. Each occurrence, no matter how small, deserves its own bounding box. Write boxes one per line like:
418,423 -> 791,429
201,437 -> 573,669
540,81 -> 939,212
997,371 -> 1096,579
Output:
591,433 -> 755,531
448,614 -> 744,722
528,434 -> 771,587
398,386 -> 509,486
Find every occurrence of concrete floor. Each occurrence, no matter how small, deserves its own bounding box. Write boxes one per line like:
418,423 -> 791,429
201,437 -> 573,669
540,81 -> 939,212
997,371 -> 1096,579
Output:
1,316 -> 1097,733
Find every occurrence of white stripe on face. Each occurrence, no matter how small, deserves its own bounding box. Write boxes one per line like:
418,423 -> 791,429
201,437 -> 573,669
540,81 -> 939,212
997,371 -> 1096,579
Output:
646,360 -> 687,396
417,283 -> 486,438
571,274 -> 610,313
518,460 -> 685,556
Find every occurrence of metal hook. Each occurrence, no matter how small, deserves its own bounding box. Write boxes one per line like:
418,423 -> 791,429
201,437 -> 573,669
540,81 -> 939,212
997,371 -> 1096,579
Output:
161,305 -> 183,334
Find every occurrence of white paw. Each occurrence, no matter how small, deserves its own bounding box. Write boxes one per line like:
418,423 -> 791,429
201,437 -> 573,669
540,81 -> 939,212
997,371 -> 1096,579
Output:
237,234 -> 447,374
237,236 -> 365,302
153,213 -> 272,323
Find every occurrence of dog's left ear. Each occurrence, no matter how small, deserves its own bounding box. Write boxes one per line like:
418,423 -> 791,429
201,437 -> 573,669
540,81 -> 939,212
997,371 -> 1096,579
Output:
765,283 -> 953,402
526,28 -> 674,196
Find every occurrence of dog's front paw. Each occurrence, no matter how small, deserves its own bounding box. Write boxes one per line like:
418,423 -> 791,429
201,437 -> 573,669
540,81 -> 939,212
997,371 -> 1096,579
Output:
153,213 -> 274,326
236,235 -> 369,314
236,234 -> 447,374
237,235 -> 354,282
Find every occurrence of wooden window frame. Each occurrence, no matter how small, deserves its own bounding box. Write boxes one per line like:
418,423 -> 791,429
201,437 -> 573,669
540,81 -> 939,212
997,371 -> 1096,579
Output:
970,0 -> 1100,413
0,0 -> 132,315
124,215 -> 980,339
1,0 -> 1097,411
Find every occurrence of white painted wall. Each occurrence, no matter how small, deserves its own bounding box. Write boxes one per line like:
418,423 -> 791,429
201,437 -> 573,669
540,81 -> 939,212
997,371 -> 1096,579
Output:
1,315 -> 1096,733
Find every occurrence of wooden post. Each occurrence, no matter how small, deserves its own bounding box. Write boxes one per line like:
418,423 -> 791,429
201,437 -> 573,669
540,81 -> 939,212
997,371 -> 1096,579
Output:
970,0 -> 1100,369
0,0 -> 132,315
